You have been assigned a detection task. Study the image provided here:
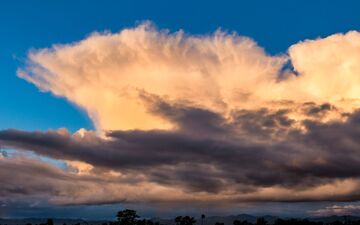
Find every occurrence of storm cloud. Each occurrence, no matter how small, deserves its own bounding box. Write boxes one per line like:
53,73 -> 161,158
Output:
2,23 -> 360,208
2,99 -> 360,205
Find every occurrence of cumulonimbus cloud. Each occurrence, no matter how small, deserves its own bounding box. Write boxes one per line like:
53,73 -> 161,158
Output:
17,22 -> 360,132
2,22 -> 360,208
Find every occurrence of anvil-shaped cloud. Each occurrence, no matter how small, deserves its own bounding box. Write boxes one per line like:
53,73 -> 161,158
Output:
2,22 -> 360,209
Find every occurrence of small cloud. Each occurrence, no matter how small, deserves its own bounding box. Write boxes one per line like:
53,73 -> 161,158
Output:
311,204 -> 360,216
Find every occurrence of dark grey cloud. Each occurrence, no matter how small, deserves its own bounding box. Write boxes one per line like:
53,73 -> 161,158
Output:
302,102 -> 336,117
2,98 -> 360,204
0,155 -> 142,207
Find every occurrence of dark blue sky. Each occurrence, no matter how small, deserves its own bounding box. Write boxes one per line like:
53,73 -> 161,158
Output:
1,0 -> 360,133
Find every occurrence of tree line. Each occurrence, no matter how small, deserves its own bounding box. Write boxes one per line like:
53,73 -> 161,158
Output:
2,209 -> 360,225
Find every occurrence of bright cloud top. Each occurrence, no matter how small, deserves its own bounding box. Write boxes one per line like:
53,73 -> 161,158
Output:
18,22 -> 360,132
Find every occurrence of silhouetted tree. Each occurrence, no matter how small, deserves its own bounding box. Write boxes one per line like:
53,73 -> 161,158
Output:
175,216 -> 197,225
201,215 -> 206,225
117,209 -> 140,225
215,222 -> 224,225
234,220 -> 241,225
234,220 -> 251,225
137,219 -> 154,225
256,218 -> 267,225
332,221 -> 342,225
273,218 -> 325,225
47,219 -> 54,225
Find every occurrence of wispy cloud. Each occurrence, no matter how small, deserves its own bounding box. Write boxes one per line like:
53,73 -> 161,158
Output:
311,204 -> 360,216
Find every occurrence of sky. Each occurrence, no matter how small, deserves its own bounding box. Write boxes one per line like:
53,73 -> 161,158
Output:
1,0 -> 360,219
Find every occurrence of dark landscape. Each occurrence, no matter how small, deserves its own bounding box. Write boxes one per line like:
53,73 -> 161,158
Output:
2,210 -> 360,225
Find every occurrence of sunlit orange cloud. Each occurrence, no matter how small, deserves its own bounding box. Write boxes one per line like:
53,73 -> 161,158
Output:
18,23 -> 360,133
20,24 -> 360,134
18,22 -> 360,133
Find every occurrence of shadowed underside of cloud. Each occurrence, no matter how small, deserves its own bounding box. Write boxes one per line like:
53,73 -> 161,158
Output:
2,22 -> 360,209
2,100 -> 360,206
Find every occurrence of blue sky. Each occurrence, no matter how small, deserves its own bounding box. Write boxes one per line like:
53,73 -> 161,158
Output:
1,0 -> 360,133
